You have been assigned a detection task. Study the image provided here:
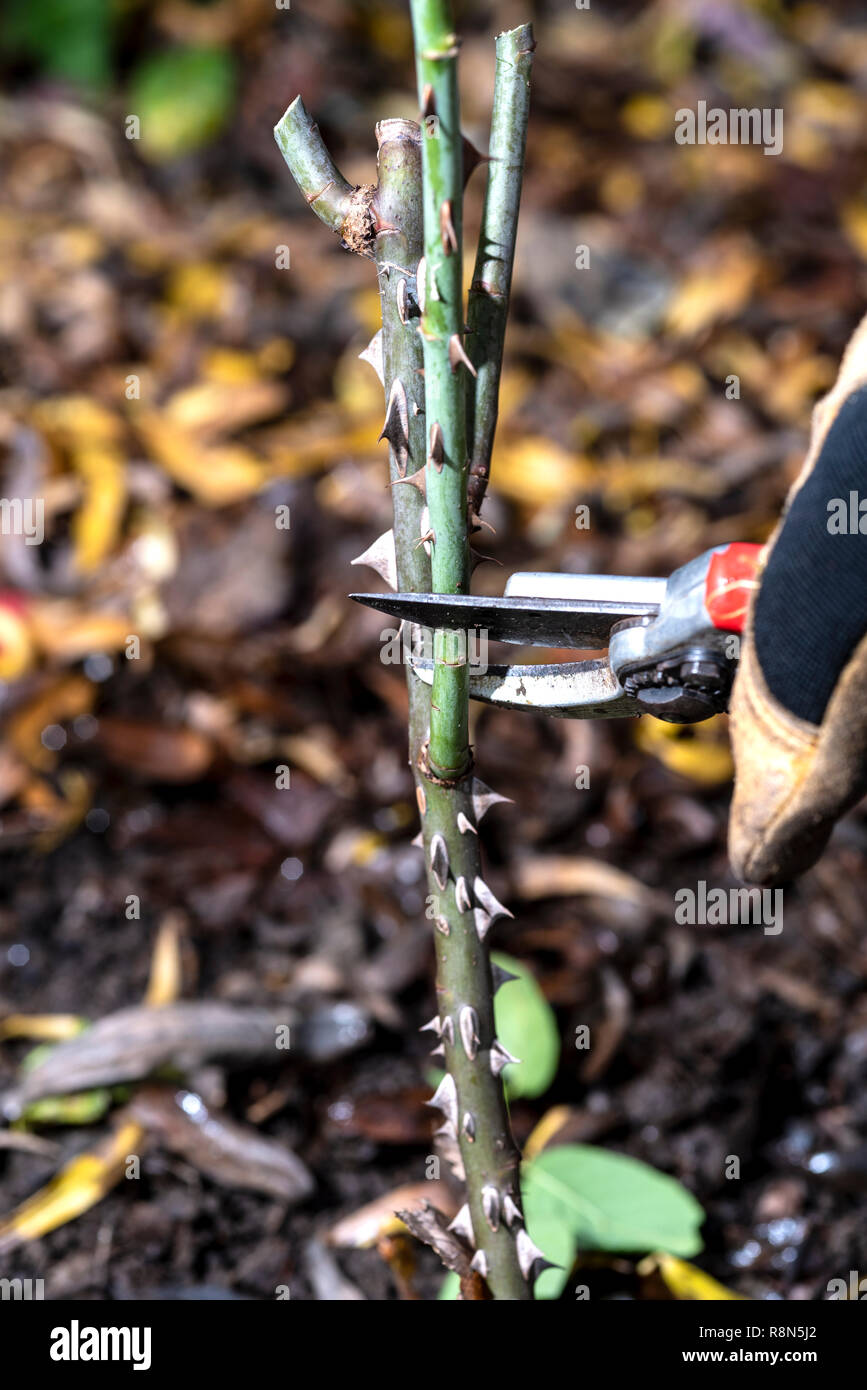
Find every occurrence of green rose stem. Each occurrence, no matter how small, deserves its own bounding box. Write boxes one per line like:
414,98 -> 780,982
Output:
275,11 -> 544,1298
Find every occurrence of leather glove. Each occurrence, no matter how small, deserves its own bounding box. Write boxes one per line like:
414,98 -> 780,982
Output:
729,314 -> 867,885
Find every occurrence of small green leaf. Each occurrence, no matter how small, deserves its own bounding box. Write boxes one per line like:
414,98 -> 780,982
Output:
128,46 -> 236,163
492,951 -> 559,1100
522,1143 -> 705,1299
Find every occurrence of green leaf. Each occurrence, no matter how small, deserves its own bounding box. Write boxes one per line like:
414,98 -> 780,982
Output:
492,951 -> 559,1100
128,46 -> 236,162
3,0 -> 113,88
522,1143 -> 705,1299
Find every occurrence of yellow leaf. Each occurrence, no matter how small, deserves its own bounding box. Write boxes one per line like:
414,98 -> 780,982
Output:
493,437 -> 594,509
135,411 -> 266,505
0,1123 -> 143,1249
71,447 -> 126,573
0,599 -> 35,682
7,675 -> 94,771
32,396 -> 122,449
165,262 -> 230,319
665,241 -> 761,338
522,1105 -> 573,1161
639,1252 -> 746,1300
635,714 -> 734,785
144,913 -> 185,1007
0,1015 -> 87,1043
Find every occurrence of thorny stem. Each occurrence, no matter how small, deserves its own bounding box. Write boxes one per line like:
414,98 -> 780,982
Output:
275,15 -> 536,1299
410,0 -> 531,1300
467,25 -> 535,524
410,0 -> 470,781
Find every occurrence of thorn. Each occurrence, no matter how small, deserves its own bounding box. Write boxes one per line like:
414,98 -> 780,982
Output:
492,962 -> 519,992
416,784 -> 426,816
350,529 -> 397,590
421,83 -> 436,120
469,1249 -> 488,1277
359,329 -> 384,385
391,465 -> 426,497
434,915 -> 450,937
456,811 -> 477,836
462,1111 -> 476,1142
482,1186 -> 501,1232
462,135 -> 490,187
490,1040 -> 520,1077
427,422 -> 444,473
473,877 -> 513,925
441,1016 -> 455,1047
470,779 -> 513,822
458,1005 -> 480,1061
397,277 -> 409,326
429,1043 -> 445,1060
439,199 -> 458,255
455,876 -> 472,913
419,1015 -> 442,1035
474,907 -> 493,942
503,1194 -> 523,1228
469,511 -> 496,534
516,1228 -> 558,1282
434,1119 -> 457,1141
426,1072 -> 458,1129
448,1204 -> 474,1245
416,256 -> 426,315
448,334 -> 477,377
470,547 -> 503,573
378,379 -> 410,476
411,830 -> 423,848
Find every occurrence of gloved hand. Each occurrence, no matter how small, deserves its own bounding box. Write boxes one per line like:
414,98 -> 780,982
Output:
729,315 -> 867,885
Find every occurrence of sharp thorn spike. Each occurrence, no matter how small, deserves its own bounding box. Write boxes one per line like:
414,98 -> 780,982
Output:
492,962 -> 519,992
358,329 -> 384,385
350,529 -> 397,590
427,1072 -> 458,1128
469,1249 -> 488,1277
448,1203 -> 475,1245
474,907 -> 492,942
419,1015 -> 442,1035
378,378 -> 410,475
434,1119 -> 457,1141
429,1043 -> 445,1060
461,1111 -> 476,1142
456,811 -> 477,836
391,465 -> 426,497
470,779 -> 513,821
490,1040 -> 521,1077
434,914 -> 450,937
473,876 -> 513,924
411,831 -> 424,848
441,1016 -> 455,1047
455,876 -> 472,914
448,333 -> 478,377
503,1194 -> 523,1228
516,1228 -> 558,1282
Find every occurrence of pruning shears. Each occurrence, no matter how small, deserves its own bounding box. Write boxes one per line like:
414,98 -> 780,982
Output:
351,542 -> 761,724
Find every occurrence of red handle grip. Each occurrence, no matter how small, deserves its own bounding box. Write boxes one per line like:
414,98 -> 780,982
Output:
704,542 -> 762,633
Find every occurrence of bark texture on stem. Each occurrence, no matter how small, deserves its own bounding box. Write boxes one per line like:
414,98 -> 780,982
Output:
467,25 -> 535,524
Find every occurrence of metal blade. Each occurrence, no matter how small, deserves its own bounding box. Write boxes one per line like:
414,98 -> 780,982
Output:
349,591 -> 660,649
412,658 -> 642,719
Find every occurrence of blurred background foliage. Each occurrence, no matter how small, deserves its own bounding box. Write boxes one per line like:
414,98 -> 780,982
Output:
2,0 -> 867,1300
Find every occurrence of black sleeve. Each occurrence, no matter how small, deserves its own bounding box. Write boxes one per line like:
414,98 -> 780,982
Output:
752,385 -> 867,726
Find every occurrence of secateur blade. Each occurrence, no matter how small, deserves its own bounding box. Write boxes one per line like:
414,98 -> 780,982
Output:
348,589 -> 661,649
